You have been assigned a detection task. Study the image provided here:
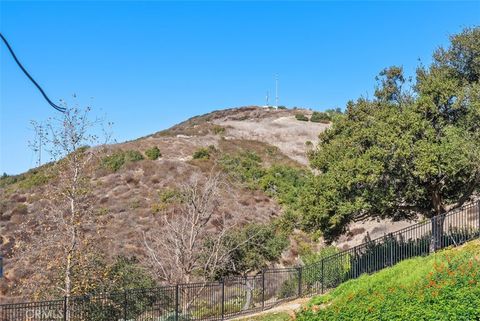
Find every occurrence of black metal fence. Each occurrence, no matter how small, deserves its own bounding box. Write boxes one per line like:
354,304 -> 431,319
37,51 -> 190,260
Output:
1,201 -> 479,321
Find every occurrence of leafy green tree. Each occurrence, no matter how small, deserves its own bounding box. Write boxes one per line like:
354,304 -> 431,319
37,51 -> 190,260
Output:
374,66 -> 409,104
72,255 -> 157,295
430,27 -> 480,84
73,256 -> 162,321
213,223 -> 288,311
218,224 -> 288,277
302,27 -> 480,252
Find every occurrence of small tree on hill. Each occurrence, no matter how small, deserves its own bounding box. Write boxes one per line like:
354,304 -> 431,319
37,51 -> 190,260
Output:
143,172 -> 241,284
15,105 -> 112,301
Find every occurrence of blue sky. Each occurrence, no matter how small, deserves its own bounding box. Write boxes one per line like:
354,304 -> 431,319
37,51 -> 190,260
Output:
1,1 -> 479,174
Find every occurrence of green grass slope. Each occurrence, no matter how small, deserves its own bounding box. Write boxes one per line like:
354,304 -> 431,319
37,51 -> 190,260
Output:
296,239 -> 480,321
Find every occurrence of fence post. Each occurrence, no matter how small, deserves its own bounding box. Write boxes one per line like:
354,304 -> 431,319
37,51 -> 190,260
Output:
321,259 -> 324,294
297,267 -> 303,297
261,270 -> 265,310
477,200 -> 480,238
175,284 -> 179,321
430,216 -> 435,252
123,290 -> 128,321
221,280 -> 225,320
63,296 -> 67,321
389,237 -> 393,267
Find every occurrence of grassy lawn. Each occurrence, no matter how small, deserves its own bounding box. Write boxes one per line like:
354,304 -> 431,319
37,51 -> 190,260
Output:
294,239 -> 480,321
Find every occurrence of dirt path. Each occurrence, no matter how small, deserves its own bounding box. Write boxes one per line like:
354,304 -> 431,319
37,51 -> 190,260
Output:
231,297 -> 310,320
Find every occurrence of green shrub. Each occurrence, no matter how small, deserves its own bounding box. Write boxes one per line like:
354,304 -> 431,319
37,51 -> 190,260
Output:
212,125 -> 226,135
124,150 -> 144,162
278,276 -> 300,299
275,209 -> 301,233
193,147 -> 211,160
152,188 -> 182,213
145,146 -> 162,160
277,106 -> 287,110
1,165 -> 55,189
102,152 -> 126,172
102,150 -> 143,172
301,246 -> 350,289
260,165 -> 307,210
310,111 -> 331,123
96,207 -> 109,216
220,154 -> 306,216
301,246 -> 339,265
295,114 -> 309,121
0,173 -> 19,187
18,171 -> 51,189
78,256 -> 162,321
219,151 -> 265,188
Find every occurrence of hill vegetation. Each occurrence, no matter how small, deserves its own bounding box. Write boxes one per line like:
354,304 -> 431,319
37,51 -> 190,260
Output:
296,240 -> 480,321
0,106 -> 329,301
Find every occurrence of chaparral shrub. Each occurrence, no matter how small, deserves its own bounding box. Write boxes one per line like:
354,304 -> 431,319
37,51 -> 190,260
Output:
295,114 -> 309,121
310,111 -> 331,123
145,146 -> 162,160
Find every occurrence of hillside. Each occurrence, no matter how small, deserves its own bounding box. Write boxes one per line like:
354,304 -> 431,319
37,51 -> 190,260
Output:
0,106 -> 326,299
0,106 -> 416,301
296,240 -> 480,321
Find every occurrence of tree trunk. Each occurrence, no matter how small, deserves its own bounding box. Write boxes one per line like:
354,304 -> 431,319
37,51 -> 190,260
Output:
429,214 -> 446,253
65,252 -> 72,321
242,278 -> 253,311
429,191 -> 446,253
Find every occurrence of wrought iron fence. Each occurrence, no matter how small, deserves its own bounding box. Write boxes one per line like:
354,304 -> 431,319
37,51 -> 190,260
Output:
1,201 -> 479,321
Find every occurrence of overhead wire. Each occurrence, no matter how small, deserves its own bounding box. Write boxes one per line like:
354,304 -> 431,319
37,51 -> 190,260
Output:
0,32 -> 66,113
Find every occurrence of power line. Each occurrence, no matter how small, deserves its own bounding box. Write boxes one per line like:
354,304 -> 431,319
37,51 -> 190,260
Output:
0,32 -> 66,113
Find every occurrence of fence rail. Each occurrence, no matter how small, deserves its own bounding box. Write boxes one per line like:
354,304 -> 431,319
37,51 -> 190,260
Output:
1,201 -> 479,321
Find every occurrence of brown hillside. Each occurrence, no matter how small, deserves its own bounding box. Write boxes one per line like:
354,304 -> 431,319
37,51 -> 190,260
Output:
0,106 -> 325,301
0,106 -> 416,302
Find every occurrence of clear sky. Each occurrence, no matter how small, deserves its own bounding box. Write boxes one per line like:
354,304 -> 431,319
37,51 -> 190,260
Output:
1,1 -> 479,175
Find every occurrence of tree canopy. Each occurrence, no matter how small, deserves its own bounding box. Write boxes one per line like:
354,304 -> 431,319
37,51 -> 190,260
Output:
302,27 -> 480,243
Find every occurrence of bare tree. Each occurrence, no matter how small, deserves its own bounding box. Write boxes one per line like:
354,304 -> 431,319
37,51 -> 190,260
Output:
143,172 -> 236,284
143,171 -> 264,313
14,105 -> 112,300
